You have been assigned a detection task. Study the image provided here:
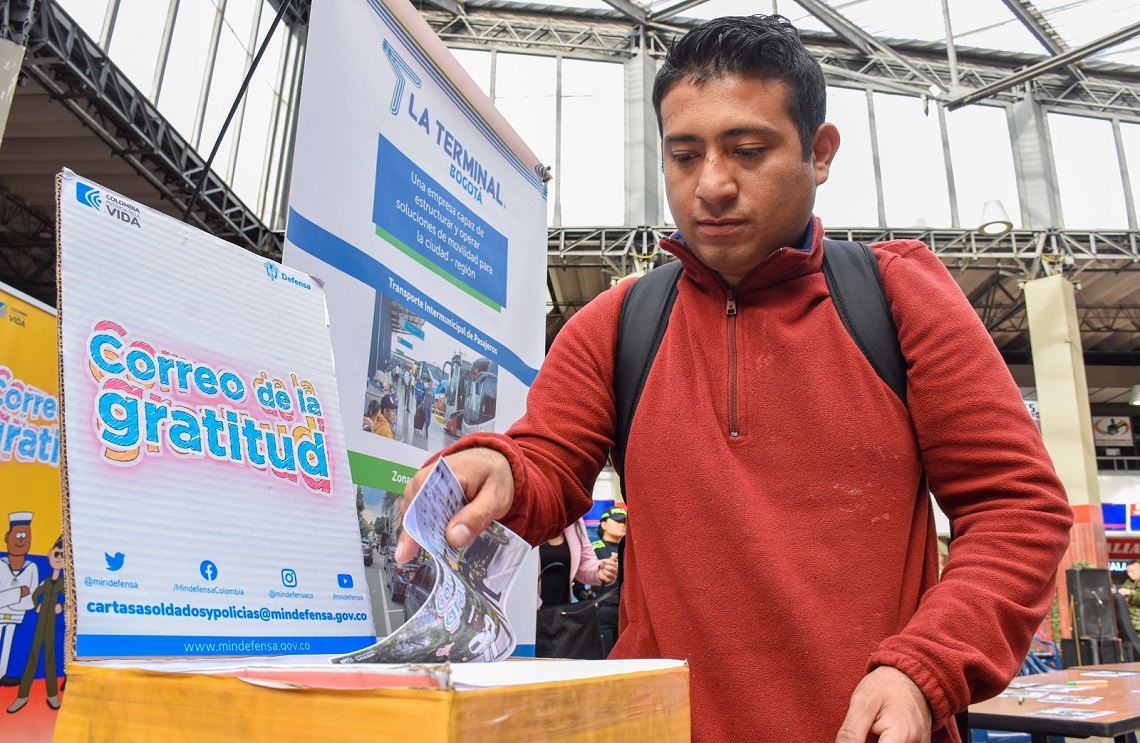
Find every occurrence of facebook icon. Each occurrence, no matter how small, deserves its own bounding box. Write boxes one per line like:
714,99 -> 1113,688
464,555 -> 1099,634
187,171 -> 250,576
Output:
200,560 -> 218,581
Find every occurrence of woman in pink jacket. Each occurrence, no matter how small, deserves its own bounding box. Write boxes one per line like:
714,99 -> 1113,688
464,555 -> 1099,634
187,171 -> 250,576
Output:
537,519 -> 616,609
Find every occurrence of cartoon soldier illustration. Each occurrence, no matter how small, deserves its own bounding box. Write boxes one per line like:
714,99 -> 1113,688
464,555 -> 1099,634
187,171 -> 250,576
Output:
0,512 -> 39,685
8,536 -> 65,713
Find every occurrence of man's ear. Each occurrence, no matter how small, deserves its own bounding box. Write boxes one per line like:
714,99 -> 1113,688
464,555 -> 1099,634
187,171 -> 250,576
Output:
810,123 -> 841,186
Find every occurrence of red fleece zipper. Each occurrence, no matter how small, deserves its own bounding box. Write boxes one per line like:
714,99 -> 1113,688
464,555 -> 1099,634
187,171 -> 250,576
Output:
726,289 -> 738,438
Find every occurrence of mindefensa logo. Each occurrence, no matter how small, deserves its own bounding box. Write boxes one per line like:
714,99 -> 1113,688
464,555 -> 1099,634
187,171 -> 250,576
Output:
76,182 -> 104,211
263,261 -> 311,291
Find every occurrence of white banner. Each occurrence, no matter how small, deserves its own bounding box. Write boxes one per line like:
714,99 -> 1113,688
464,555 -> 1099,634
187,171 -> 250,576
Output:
282,0 -> 547,651
58,170 -> 374,658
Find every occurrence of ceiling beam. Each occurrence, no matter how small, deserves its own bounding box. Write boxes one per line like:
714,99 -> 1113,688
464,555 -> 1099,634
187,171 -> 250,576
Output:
547,226 -> 1140,279
649,0 -> 709,22
423,4 -> 1140,120
998,0 -> 1087,82
794,0 -> 946,93
999,0 -> 1067,56
423,0 -> 465,16
15,0 -> 282,255
600,0 -> 646,24
948,19 -> 1140,109
0,186 -> 53,243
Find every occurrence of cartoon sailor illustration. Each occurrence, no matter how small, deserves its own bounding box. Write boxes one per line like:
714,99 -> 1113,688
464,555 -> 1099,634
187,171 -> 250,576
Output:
0,512 -> 39,685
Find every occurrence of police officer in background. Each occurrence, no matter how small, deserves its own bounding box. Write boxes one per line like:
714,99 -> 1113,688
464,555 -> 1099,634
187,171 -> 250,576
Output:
592,506 -> 626,656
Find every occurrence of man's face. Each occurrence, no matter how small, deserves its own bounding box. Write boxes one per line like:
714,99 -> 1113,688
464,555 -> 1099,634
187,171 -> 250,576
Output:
600,517 -> 626,541
6,525 -> 30,557
660,73 -> 838,286
49,547 -> 65,571
1128,563 -> 1140,582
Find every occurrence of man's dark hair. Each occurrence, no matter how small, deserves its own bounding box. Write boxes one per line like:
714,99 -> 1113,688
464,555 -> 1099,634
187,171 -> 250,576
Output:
652,15 -> 826,160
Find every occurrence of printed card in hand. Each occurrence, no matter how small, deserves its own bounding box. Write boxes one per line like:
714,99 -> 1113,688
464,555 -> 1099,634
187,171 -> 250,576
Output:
333,459 -> 529,664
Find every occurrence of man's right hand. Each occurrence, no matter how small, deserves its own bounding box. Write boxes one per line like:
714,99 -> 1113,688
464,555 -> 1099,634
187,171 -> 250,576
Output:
395,447 -> 515,563
19,587 -> 29,598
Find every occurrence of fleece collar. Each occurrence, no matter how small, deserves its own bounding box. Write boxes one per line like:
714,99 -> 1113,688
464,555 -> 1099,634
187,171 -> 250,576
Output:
659,215 -> 826,297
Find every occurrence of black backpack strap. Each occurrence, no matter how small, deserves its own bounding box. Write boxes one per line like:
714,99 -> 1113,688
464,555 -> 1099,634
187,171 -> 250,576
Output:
821,239 -> 907,405
612,260 -> 683,484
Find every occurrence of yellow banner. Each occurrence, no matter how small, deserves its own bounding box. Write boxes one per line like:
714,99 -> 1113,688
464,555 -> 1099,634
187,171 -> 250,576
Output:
0,282 -> 62,734
0,283 -> 60,557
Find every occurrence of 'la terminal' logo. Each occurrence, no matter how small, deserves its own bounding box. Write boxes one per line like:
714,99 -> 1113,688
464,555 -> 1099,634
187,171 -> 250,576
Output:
383,39 -> 421,116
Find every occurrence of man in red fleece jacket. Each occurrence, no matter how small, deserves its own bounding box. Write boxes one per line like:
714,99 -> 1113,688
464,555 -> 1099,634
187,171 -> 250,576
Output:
397,14 -> 1073,743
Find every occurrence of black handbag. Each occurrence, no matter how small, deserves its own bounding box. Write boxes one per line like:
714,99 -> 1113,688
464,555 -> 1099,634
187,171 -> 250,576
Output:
535,564 -> 615,660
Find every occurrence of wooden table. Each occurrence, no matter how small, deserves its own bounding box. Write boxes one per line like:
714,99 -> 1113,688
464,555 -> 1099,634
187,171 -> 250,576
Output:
970,663 -> 1140,742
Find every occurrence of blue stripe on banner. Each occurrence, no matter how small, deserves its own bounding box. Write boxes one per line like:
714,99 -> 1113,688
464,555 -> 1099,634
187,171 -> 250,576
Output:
77,634 -> 377,657
365,0 -> 547,196
512,644 -> 536,658
287,208 -> 539,387
1103,503 -> 1126,531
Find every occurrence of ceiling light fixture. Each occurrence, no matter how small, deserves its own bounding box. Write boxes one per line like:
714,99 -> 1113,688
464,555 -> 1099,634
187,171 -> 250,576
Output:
979,199 -> 1013,237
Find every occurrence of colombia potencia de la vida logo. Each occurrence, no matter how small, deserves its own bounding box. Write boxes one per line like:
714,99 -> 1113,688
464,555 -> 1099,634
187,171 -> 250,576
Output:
76,181 -> 141,228
76,182 -> 104,211
0,300 -> 28,328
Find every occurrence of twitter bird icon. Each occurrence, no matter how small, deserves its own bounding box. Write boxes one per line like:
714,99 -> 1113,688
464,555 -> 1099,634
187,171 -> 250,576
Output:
105,552 -> 125,571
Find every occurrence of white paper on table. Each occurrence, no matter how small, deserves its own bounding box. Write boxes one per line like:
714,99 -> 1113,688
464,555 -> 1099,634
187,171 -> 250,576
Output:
1030,707 -> 1113,720
1040,694 -> 1103,704
998,690 -> 1048,699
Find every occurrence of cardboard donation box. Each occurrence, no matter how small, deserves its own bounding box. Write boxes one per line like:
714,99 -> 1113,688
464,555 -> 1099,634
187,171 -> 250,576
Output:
52,172 -> 691,740
54,658 -> 690,742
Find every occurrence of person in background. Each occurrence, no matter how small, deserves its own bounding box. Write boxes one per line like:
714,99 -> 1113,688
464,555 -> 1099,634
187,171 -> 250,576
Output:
398,14 -> 1072,742
363,399 -> 381,433
372,396 -> 398,440
414,375 -> 430,433
591,506 -> 626,656
1117,560 -> 1140,633
538,519 -> 617,609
